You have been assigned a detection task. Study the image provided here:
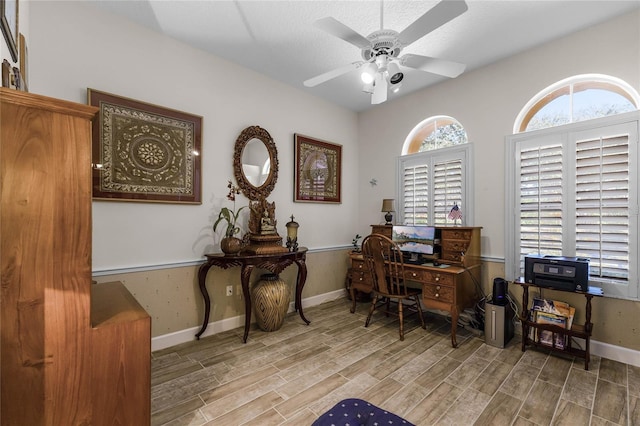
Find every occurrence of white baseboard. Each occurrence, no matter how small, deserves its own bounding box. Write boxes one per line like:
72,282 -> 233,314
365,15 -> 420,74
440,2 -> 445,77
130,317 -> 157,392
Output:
151,289 -> 345,352
591,339 -> 640,367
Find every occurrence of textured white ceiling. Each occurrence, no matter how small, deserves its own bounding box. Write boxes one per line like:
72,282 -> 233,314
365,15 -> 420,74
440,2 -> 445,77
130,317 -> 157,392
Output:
91,0 -> 640,112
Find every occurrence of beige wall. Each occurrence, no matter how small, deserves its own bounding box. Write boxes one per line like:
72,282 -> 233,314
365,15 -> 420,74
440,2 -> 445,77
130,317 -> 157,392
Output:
93,249 -> 350,337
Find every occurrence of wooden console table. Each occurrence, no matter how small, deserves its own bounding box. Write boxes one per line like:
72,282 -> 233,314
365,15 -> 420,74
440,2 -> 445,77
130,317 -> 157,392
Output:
197,248 -> 309,342
515,279 -> 602,370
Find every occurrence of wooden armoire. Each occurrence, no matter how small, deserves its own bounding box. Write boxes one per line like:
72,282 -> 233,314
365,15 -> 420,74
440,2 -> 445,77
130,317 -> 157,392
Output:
1,88 -> 151,425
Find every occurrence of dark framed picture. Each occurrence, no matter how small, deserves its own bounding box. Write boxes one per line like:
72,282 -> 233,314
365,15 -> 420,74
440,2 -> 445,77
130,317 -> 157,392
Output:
88,89 -> 203,204
1,0 -> 18,62
294,134 -> 342,203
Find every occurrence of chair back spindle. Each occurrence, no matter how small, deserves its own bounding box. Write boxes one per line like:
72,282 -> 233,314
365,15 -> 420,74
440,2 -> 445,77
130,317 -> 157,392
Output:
361,234 -> 425,340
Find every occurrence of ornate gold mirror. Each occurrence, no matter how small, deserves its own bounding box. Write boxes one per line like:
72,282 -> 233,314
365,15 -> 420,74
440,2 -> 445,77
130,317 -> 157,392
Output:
233,125 -> 279,201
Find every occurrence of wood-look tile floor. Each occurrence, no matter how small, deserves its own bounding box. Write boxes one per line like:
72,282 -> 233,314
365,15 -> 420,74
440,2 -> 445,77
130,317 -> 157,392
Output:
151,298 -> 640,426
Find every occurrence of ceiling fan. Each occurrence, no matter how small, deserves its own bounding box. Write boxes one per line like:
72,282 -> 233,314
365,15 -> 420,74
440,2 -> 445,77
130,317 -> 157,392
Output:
304,0 -> 468,104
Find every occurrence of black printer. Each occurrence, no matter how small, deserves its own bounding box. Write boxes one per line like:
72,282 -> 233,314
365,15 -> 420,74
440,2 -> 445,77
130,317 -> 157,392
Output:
524,255 -> 590,292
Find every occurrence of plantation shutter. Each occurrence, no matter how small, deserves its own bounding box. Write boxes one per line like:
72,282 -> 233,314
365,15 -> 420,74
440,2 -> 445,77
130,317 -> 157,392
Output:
402,164 -> 429,225
397,145 -> 471,227
517,144 -> 564,271
575,133 -> 630,280
433,159 -> 463,225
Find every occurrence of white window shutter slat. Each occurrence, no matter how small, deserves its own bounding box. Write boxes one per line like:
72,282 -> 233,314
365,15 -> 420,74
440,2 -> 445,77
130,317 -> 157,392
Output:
517,145 -> 564,264
575,134 -> 630,280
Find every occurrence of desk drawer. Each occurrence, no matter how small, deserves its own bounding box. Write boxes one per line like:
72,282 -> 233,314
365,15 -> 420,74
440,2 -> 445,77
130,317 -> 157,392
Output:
352,259 -> 367,272
352,270 -> 372,286
351,259 -> 365,269
422,271 -> 455,286
350,259 -> 372,287
442,240 -> 469,253
408,270 -> 454,286
442,250 -> 463,262
423,283 -> 454,303
404,268 -> 427,281
441,229 -> 473,241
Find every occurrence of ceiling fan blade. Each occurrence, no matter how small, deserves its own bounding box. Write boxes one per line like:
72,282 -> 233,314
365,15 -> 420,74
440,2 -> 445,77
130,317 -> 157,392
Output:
303,62 -> 362,87
401,54 -> 466,78
398,0 -> 468,46
371,73 -> 388,104
314,17 -> 371,49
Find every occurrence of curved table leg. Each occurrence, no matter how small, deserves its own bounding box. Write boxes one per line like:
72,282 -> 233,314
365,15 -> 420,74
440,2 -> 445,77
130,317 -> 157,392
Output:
450,306 -> 459,348
195,262 -> 214,339
240,264 -> 255,343
294,257 -> 310,325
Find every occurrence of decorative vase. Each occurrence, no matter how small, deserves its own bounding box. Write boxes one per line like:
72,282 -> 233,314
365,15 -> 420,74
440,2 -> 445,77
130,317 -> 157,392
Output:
220,236 -> 243,255
252,274 -> 290,332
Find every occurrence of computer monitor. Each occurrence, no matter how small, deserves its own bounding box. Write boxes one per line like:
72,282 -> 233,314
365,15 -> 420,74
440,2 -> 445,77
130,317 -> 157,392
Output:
391,225 -> 436,261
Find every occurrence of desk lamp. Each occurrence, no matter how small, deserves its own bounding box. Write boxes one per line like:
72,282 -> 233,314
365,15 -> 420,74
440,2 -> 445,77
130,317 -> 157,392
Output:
381,199 -> 395,225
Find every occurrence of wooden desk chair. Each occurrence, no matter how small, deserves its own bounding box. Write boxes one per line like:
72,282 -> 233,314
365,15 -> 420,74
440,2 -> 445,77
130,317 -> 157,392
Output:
361,234 -> 426,341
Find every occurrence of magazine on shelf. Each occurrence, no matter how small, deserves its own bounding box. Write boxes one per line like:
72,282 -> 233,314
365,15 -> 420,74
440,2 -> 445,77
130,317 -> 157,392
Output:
529,297 -> 576,348
535,311 -> 567,348
531,297 -> 575,329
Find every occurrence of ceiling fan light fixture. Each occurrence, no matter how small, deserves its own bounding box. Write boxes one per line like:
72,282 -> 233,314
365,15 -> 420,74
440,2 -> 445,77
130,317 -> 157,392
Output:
307,0 -> 469,106
387,62 -> 404,85
371,72 -> 388,104
360,62 -> 377,84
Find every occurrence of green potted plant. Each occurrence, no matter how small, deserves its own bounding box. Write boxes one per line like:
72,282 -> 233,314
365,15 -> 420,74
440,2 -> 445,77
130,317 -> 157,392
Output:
214,181 -> 245,254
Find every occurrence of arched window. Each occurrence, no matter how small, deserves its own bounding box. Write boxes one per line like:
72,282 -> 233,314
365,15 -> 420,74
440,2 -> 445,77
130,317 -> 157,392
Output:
507,74 -> 640,301
514,74 -> 639,133
402,116 -> 468,155
398,116 -> 473,226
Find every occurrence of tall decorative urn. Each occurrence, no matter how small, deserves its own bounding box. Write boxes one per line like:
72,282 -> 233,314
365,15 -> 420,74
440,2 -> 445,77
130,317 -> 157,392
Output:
252,274 -> 290,331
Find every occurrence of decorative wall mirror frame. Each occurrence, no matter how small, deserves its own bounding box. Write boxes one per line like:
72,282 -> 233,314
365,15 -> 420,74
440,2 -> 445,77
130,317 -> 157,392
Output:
233,125 -> 279,201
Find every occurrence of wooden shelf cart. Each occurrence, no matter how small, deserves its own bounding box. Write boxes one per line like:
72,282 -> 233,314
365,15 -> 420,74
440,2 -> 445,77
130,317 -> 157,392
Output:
515,279 -> 602,370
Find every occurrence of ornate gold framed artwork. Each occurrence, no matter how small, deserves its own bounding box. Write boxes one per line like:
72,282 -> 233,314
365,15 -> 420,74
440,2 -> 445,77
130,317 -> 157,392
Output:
294,134 -> 342,203
88,89 -> 202,204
